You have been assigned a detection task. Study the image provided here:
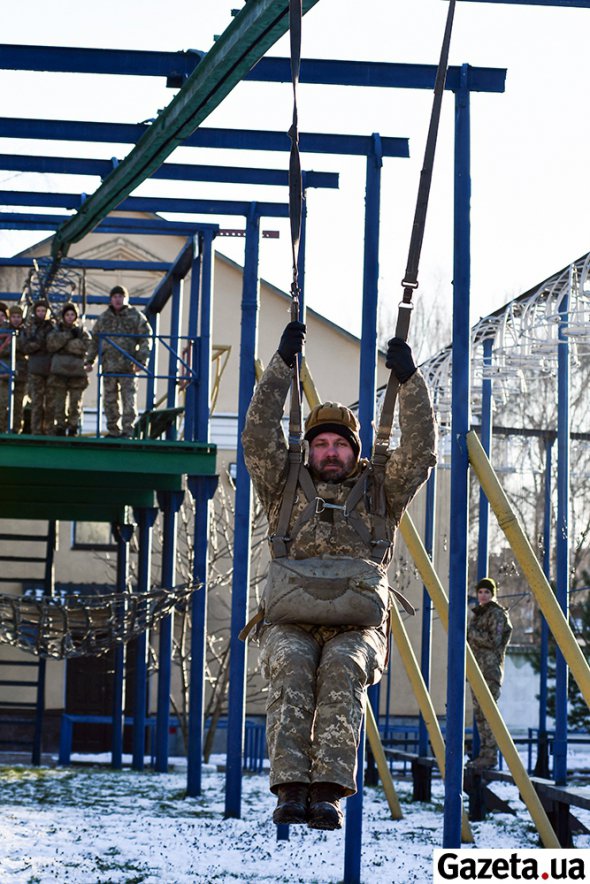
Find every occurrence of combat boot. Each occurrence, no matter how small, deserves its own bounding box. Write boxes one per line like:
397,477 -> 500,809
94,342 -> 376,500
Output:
272,782 -> 309,825
307,782 -> 345,831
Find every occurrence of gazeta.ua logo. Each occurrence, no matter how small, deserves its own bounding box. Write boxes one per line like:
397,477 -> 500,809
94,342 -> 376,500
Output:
433,848 -> 588,882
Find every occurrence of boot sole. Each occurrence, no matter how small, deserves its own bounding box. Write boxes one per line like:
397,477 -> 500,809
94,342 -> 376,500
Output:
307,818 -> 342,831
272,808 -> 308,826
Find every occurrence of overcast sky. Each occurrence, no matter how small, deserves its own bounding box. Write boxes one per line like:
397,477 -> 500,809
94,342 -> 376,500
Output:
0,0 -> 588,338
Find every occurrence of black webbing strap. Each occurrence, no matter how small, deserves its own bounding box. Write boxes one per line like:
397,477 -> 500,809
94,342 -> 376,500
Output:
271,0 -> 305,560
373,0 -> 456,464
287,0 -> 304,449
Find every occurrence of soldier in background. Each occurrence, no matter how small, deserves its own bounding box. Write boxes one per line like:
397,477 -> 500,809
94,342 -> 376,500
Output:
47,303 -> 91,436
0,302 -> 8,326
467,576 -> 513,769
0,305 -> 28,433
241,321 -> 436,831
85,285 -> 152,438
23,298 -> 55,435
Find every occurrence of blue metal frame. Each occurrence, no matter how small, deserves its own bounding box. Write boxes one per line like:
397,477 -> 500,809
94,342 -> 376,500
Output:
225,205 -> 260,819
419,469 -> 437,757
131,506 -> 158,771
554,283 -> 570,785
187,230 -> 219,797
112,522 -> 134,769
443,65 -> 472,849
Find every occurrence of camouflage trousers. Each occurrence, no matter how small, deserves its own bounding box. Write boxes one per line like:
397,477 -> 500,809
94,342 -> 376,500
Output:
0,378 -> 27,433
102,374 -> 138,436
259,623 -> 388,796
472,680 -> 501,760
28,374 -> 55,435
49,374 -> 88,432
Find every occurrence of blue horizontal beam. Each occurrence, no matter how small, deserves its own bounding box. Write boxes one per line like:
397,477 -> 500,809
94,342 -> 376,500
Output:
0,212 -> 220,235
0,190 -> 289,217
0,46 -> 506,93
0,118 -> 409,158
0,153 -> 339,189
0,256 -> 172,271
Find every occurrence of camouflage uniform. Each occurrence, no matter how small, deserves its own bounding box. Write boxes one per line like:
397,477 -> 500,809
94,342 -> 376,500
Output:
467,600 -> 513,762
86,304 -> 152,437
0,320 -> 28,433
242,352 -> 437,795
23,315 -> 55,435
47,320 -> 91,433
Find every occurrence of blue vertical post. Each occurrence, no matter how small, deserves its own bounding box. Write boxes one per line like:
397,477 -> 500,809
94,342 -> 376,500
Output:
344,134 -> 383,884
154,489 -> 184,773
187,229 -> 219,797
443,65 -> 471,849
145,312 -> 159,413
131,506 -> 158,771
554,280 -> 570,786
166,277 -> 183,440
419,468 -> 437,756
537,436 -> 553,777
477,337 -> 493,579
184,237 -> 201,442
225,204 -> 260,818
112,522 -> 134,769
472,336 -> 493,760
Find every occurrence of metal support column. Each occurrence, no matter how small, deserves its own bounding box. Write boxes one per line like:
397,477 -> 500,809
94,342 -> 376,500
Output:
154,489 -> 185,772
419,469 -> 437,757
32,519 -> 57,766
477,337 -> 493,578
554,278 -> 570,786
184,237 -> 201,442
536,436 -> 553,778
112,521 -> 135,769
166,277 -> 183,439
225,205 -> 260,818
131,506 -> 158,771
344,133 -> 383,884
187,229 -> 219,797
443,65 -> 471,848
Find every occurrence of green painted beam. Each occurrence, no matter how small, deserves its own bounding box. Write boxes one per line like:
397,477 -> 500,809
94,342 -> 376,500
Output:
0,435 -> 216,478
51,0 -> 320,259
0,483 -> 155,508
0,502 -> 128,522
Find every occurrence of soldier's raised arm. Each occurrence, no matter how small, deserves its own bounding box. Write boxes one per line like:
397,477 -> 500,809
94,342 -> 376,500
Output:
241,321 -> 305,508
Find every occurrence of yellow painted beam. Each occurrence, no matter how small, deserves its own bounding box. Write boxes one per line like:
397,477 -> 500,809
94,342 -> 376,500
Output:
399,509 -> 560,849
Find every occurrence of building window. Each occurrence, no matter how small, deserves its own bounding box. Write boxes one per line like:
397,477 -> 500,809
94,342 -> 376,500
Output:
71,522 -> 117,552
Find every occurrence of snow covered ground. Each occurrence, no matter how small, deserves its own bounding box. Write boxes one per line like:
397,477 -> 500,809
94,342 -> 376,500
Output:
2,753 -> 589,883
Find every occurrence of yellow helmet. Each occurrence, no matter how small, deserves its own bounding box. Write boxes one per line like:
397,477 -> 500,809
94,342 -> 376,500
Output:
304,401 -> 361,460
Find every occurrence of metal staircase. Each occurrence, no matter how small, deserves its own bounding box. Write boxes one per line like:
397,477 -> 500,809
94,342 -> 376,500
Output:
0,520 -> 56,763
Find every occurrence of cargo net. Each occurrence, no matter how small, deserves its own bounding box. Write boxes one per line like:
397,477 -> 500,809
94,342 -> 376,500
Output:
0,585 -> 196,659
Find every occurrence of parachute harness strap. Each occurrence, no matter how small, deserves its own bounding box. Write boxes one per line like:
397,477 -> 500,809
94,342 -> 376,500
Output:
272,0 -> 305,560
373,0 -> 456,467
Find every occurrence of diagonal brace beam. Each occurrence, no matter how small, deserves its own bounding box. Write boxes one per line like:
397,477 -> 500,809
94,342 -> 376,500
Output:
51,0 -> 320,259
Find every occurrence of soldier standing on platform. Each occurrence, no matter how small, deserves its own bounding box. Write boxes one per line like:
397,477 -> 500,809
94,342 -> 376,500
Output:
47,303 -> 91,436
0,305 -> 28,433
23,298 -> 55,435
85,285 -> 152,438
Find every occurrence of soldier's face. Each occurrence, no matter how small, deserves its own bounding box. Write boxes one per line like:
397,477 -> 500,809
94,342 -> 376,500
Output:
477,587 -> 493,605
35,306 -> 47,321
309,432 -> 356,483
63,310 -> 76,326
110,293 -> 125,312
9,314 -> 22,328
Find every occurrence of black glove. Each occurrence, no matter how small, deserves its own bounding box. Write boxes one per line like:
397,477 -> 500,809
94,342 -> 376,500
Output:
278,321 -> 306,367
385,337 -> 416,383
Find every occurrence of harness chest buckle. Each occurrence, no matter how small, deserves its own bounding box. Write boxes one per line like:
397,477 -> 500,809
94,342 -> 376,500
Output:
314,497 -> 346,515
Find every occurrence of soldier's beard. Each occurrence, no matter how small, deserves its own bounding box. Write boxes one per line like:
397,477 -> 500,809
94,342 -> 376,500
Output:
309,454 -> 355,484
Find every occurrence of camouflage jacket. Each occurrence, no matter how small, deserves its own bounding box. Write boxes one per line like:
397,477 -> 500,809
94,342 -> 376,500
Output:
0,323 -> 27,381
242,352 -> 437,564
467,600 -> 513,685
47,322 -> 91,378
86,305 -> 152,372
22,317 -> 55,376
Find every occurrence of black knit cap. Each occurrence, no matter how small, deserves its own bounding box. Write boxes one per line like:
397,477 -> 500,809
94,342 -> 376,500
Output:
61,302 -> 78,318
305,422 -> 361,460
476,577 -> 497,597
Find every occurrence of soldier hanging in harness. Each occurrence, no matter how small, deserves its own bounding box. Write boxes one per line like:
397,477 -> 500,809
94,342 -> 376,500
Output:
241,320 -> 437,831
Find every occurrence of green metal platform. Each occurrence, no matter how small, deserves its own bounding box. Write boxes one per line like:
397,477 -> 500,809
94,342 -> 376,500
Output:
0,434 -> 217,521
